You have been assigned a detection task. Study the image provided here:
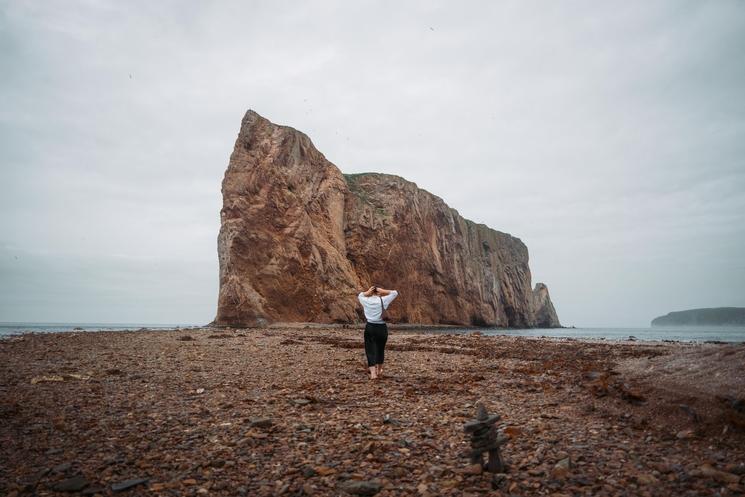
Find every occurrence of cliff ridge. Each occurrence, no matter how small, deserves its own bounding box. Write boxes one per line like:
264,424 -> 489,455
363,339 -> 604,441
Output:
651,307 -> 745,327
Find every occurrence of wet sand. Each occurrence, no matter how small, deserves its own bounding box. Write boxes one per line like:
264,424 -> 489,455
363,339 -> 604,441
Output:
1,327 -> 744,496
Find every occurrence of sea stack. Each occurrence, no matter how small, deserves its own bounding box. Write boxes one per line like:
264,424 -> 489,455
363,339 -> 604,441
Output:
214,110 -> 561,328
532,283 -> 561,328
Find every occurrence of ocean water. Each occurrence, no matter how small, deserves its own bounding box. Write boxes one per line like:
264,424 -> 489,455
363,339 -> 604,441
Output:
0,322 -> 198,338
433,326 -> 745,343
1,323 -> 743,343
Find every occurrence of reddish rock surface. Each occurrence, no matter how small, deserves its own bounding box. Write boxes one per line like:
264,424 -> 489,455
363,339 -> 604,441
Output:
215,110 -> 560,327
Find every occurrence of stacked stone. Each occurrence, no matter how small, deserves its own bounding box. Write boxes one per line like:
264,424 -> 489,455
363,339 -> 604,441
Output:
463,402 -> 505,473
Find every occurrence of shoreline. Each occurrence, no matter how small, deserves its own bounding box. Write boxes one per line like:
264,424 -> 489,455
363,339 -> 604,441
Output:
2,323 -> 743,346
2,327 -> 744,496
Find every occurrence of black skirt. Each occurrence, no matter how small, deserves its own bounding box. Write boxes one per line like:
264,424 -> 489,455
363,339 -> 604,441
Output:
363,322 -> 388,367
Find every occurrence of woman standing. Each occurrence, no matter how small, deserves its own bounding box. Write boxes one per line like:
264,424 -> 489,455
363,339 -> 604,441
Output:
358,285 -> 399,380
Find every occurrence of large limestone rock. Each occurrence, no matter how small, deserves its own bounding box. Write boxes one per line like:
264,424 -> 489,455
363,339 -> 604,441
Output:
532,283 -> 561,328
215,110 -> 560,327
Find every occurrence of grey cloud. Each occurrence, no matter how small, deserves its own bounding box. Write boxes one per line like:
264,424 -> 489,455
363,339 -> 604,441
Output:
1,0 -> 744,326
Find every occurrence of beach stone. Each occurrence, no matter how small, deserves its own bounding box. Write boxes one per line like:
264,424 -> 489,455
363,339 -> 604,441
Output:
339,479 -> 383,495
81,485 -> 106,495
551,458 -> 571,480
111,478 -> 149,492
52,462 -> 72,473
249,417 -> 273,428
53,475 -> 89,492
302,466 -> 317,478
571,476 -> 593,486
21,467 -> 50,491
636,473 -> 659,485
314,466 -> 335,476
212,481 -> 229,491
676,429 -> 695,439
699,464 -> 740,483
678,404 -> 701,422
392,467 -> 407,478
503,426 -> 522,439
382,414 -> 402,425
428,465 -> 445,477
491,473 -> 507,490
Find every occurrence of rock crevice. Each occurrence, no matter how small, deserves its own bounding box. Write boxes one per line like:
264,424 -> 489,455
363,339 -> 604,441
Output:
215,110 -> 560,327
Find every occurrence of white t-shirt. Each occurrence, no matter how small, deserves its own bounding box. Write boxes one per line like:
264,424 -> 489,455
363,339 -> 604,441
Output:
358,290 -> 399,324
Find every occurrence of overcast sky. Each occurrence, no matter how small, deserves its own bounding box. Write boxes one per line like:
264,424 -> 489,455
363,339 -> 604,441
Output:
1,1 -> 744,327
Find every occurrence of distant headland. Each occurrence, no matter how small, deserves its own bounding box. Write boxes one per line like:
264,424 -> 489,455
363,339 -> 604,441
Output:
651,307 -> 745,327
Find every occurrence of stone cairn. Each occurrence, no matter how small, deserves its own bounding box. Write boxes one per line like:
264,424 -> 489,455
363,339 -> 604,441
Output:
463,402 -> 506,473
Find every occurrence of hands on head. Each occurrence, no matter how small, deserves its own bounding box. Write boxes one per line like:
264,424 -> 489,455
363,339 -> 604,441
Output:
364,285 -> 391,297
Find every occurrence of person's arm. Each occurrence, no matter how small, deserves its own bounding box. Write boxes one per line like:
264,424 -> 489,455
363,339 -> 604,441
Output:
381,289 -> 399,307
362,286 -> 376,297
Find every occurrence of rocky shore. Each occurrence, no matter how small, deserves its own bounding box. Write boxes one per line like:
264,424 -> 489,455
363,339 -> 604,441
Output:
1,327 -> 744,496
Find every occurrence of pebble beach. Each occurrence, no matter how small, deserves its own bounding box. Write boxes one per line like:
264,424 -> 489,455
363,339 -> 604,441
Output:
1,327 -> 744,496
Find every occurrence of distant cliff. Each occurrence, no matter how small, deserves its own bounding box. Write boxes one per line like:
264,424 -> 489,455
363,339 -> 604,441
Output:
214,110 -> 561,327
651,307 -> 745,327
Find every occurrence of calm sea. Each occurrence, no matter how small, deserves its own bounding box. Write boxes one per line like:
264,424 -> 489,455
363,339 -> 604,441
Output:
1,323 -> 743,343
0,322 -> 198,338
438,326 -> 745,343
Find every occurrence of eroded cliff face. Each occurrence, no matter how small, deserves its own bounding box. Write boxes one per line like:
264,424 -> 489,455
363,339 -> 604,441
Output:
532,283 -> 561,328
215,110 -> 560,327
342,173 -> 535,326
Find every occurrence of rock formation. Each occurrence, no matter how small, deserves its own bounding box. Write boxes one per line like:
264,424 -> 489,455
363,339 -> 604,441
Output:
215,110 -> 560,327
651,307 -> 745,327
532,283 -> 561,328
